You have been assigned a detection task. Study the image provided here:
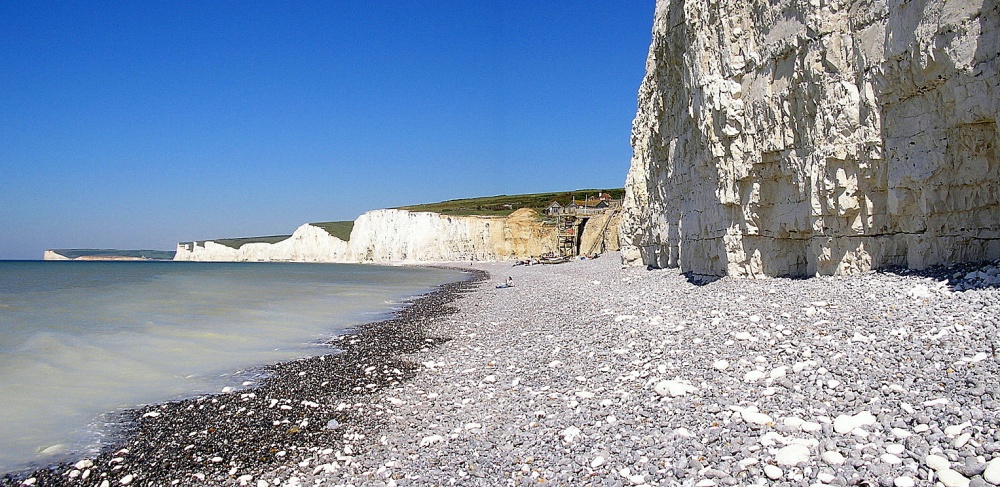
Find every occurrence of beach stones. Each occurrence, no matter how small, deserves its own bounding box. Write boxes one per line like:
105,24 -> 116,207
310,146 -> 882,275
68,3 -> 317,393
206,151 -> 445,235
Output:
982,458 -> 1000,484
822,450 -> 847,466
8,257 -> 1000,487
775,444 -> 810,466
937,468 -> 971,487
654,379 -> 698,397
833,411 -> 877,434
927,454 -> 953,471
738,407 -> 773,426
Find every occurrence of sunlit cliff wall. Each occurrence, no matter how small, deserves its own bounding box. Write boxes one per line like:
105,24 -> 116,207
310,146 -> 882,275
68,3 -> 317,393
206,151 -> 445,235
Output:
621,0 -> 999,276
346,208 -> 561,262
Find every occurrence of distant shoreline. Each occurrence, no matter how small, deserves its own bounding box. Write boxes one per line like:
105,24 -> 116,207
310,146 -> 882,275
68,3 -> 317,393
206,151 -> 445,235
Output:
43,249 -> 177,261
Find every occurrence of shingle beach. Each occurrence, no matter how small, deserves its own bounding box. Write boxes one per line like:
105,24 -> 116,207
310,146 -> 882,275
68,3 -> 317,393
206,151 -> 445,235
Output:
5,253 -> 1000,486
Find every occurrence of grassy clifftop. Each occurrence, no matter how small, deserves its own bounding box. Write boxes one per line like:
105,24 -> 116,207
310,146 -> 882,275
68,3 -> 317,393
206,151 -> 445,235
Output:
397,188 -> 624,216
309,221 -> 354,241
207,235 -> 292,249
184,222 -> 354,249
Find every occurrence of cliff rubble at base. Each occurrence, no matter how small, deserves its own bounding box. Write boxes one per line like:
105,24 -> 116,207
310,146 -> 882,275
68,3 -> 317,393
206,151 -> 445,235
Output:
621,0 -> 999,277
175,208 -> 620,263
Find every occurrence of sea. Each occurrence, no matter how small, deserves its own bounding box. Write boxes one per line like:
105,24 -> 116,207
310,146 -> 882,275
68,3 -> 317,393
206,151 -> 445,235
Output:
0,260 -> 464,473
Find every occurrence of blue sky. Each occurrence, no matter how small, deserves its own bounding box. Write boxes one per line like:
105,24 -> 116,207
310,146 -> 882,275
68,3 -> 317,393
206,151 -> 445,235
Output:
1,1 -> 654,259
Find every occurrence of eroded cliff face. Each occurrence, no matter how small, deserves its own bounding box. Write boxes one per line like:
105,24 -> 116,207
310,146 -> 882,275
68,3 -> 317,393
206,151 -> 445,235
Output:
174,208 -> 613,263
621,0 -> 999,276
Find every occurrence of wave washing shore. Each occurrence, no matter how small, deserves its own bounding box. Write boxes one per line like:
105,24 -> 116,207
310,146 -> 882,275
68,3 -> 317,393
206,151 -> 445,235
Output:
0,268 -> 485,486
0,261 -> 463,474
5,254 -> 1000,486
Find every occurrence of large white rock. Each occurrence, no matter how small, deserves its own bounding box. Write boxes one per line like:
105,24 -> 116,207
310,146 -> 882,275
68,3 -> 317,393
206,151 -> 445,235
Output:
620,0 -> 1000,277
654,379 -> 698,397
741,410 -> 773,426
937,468 -> 971,487
925,454 -> 952,471
763,464 -> 783,480
775,444 -> 810,466
822,450 -> 846,466
833,411 -> 877,434
983,458 -> 1000,484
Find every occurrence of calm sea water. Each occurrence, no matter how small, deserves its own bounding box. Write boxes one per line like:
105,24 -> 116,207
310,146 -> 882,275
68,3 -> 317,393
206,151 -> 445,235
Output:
0,261 -> 463,473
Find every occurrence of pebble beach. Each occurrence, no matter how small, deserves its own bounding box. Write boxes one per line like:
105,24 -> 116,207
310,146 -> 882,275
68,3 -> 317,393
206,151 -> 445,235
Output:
5,253 -> 1000,486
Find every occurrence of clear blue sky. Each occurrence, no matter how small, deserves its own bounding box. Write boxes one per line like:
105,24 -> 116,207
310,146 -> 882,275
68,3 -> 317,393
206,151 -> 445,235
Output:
1,1 -> 654,260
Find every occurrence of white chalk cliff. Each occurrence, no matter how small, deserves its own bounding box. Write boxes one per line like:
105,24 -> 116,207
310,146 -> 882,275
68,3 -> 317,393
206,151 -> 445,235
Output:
175,208 -> 617,263
621,0 -> 999,276
175,223 -> 350,262
347,208 -> 561,262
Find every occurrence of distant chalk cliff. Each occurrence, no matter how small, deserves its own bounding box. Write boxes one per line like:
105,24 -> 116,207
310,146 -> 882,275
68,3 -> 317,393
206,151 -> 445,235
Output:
175,223 -> 349,262
174,208 -> 620,263
44,249 -> 176,261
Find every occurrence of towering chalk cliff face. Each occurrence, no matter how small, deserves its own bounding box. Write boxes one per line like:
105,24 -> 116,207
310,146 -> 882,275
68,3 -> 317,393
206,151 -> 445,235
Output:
175,208 -> 617,263
621,0 -> 999,276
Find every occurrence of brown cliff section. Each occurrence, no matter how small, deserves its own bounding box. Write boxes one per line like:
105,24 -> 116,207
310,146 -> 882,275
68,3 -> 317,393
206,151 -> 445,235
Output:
505,208 -> 620,259
621,0 -> 999,277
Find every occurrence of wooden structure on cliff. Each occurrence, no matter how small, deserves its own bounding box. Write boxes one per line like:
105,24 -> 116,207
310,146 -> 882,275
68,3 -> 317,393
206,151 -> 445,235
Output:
556,216 -> 578,257
554,207 -> 621,257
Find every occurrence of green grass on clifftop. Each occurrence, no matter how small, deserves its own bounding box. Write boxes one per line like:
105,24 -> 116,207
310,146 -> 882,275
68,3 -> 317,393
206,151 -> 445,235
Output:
209,235 -> 292,249
397,188 -> 624,216
310,221 -> 354,241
